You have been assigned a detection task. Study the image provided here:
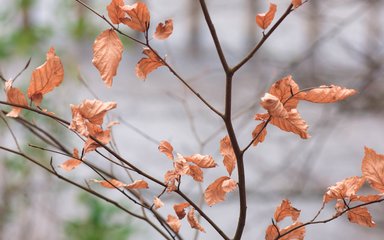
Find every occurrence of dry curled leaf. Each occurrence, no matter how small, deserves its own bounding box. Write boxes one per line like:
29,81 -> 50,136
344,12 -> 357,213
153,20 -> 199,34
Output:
158,140 -> 174,160
187,208 -> 206,233
92,29 -> 123,87
5,80 -> 28,117
323,176 -> 365,203
91,179 -> 126,188
153,197 -> 164,210
347,207 -> 375,227
28,47 -> 64,106
256,3 -> 277,30
269,75 -> 300,111
136,48 -> 164,80
252,122 -> 267,146
270,109 -> 309,139
184,154 -> 217,168
220,136 -> 236,176
173,202 -> 190,219
204,176 -> 236,206
362,147 -> 384,193
154,19 -> 173,40
167,215 -> 181,233
297,85 -> 357,103
107,0 -> 125,24
265,224 -> 279,240
279,221 -> 305,240
124,179 -> 149,189
260,93 -> 288,118
186,165 -> 203,182
83,124 -> 111,153
350,194 -> 382,203
274,199 -> 301,222
222,178 -> 237,193
59,148 -> 81,171
120,2 -> 150,32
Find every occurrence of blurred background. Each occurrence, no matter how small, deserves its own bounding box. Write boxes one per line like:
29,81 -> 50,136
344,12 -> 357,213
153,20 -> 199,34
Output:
0,0 -> 384,239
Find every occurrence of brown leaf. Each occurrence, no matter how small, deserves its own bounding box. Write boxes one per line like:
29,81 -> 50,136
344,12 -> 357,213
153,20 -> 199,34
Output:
5,80 -> 28,117
222,178 -> 237,193
158,140 -> 174,160
154,19 -> 173,40
125,179 -> 149,189
350,194 -> 382,203
136,48 -> 164,80
120,2 -> 150,32
83,125 -> 111,153
153,197 -> 164,209
269,75 -> 300,111
174,154 -> 190,175
362,147 -> 384,193
270,109 -> 309,139
107,0 -> 125,24
279,221 -> 305,240
323,176 -> 365,203
260,93 -> 288,118
164,169 -> 179,192
256,3 -> 277,30
92,29 -> 123,87
252,121 -> 267,146
204,176 -> 233,206
28,47 -> 64,106
167,215 -> 181,233
184,154 -> 217,168
173,202 -> 190,219
220,136 -> 236,176
187,208 -> 206,233
92,179 -> 126,188
186,165 -> 204,182
274,199 -> 301,222
255,113 -> 270,121
292,0 -> 302,8
265,224 -> 279,240
297,85 -> 357,103
59,148 -> 81,171
347,207 -> 375,227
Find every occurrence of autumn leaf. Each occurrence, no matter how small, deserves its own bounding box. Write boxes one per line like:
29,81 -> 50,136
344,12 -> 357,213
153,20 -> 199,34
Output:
107,0 -> 125,24
252,122 -> 267,146
154,19 -> 173,40
347,207 -> 375,227
323,176 -> 365,203
220,136 -> 236,176
269,75 -> 300,111
136,48 -> 164,80
59,148 -> 81,171
174,154 -> 190,175
158,140 -> 174,160
92,29 -> 123,87
222,178 -> 237,193
120,2 -> 150,32
292,0 -> 302,8
274,199 -> 301,222
279,221 -> 305,240
125,179 -> 149,189
173,202 -> 190,219
164,169 -> 179,192
187,208 -> 206,233
184,154 -> 217,168
167,215 -> 181,233
28,47 -> 64,106
91,179 -> 127,188
362,147 -> 384,193
83,124 -> 111,153
153,197 -> 164,209
186,165 -> 204,182
256,3 -> 277,30
260,93 -> 288,118
4,80 -> 28,118
270,109 -> 310,139
205,176 -> 236,206
350,194 -> 382,203
297,85 -> 357,103
265,224 -> 279,240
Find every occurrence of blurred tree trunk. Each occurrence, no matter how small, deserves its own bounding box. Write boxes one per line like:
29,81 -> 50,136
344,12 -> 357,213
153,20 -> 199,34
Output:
188,0 -> 201,55
306,0 -> 321,85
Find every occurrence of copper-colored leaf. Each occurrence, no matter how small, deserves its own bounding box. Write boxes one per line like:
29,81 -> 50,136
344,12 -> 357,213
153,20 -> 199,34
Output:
107,0 -> 125,24
274,199 -> 301,222
204,176 -> 234,206
184,154 -> 217,168
84,125 -> 111,153
362,147 -> 384,193
136,48 -> 164,80
92,179 -> 126,188
252,121 -> 267,146
297,85 -> 357,103
269,75 -> 300,111
158,140 -> 174,160
220,136 -> 236,176
222,178 -> 237,193
279,222 -> 305,240
164,169 -> 179,192
28,47 -> 64,106
187,208 -> 206,233
186,165 -> 204,182
347,207 -> 375,227
292,0 -> 302,8
173,202 -> 190,219
120,2 -> 150,32
261,93 -> 288,118
153,197 -> 164,209
255,113 -> 270,121
167,215 -> 181,233
59,148 -> 81,171
270,109 -> 309,139
265,224 -> 279,240
256,3 -> 277,30
154,19 -> 173,40
92,29 -> 123,87
174,154 -> 190,175
323,176 -> 365,203
5,80 -> 28,117
350,194 -> 382,203
125,179 -> 149,189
